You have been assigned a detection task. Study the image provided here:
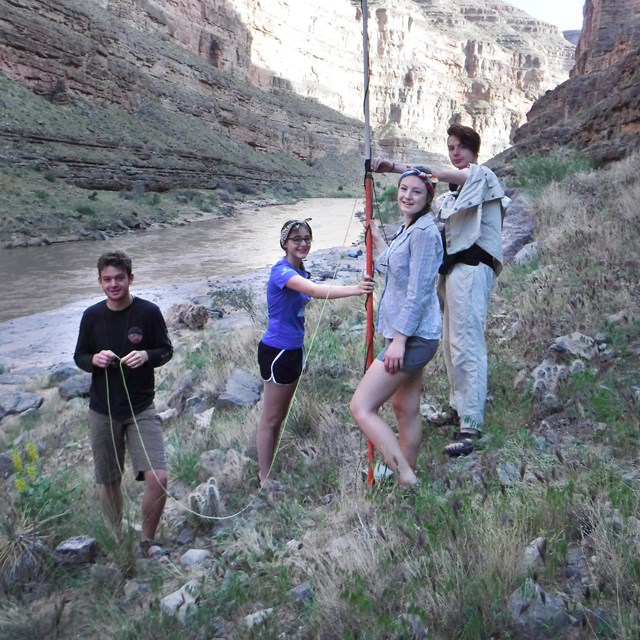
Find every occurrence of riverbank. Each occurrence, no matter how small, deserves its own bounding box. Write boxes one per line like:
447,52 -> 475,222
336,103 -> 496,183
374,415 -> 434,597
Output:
0,245 -> 367,370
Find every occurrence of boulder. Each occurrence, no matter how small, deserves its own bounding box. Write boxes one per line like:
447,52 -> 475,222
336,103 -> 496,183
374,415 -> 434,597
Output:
0,390 -> 44,420
166,303 -> 209,330
58,373 -> 91,401
217,369 -> 262,408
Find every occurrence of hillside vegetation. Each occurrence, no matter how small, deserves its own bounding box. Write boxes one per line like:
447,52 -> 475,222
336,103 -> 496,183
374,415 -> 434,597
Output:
0,70 -> 367,245
1,152 -> 639,638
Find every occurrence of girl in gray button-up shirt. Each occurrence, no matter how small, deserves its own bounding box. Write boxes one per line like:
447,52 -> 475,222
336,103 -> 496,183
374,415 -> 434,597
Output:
350,168 -> 443,490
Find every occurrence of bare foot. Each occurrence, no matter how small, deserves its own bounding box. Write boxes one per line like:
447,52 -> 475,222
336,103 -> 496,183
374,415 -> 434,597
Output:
398,470 -> 419,489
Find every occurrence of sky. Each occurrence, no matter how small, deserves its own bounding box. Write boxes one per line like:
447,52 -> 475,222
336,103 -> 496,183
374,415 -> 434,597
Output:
505,0 -> 585,31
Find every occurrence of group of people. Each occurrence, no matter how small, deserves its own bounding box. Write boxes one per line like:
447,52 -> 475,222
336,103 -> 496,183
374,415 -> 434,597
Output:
75,124 -> 509,556
259,123 -> 510,490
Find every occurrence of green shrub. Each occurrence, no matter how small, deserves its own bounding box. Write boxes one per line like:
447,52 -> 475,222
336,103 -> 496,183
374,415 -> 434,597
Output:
144,193 -> 161,206
13,446 -> 77,522
166,431 -> 201,486
75,204 -> 96,216
209,286 -> 257,321
509,152 -> 594,197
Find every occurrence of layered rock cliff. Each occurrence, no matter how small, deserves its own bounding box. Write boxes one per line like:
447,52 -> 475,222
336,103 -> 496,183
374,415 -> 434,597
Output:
509,0 -> 640,163
0,0 -> 575,189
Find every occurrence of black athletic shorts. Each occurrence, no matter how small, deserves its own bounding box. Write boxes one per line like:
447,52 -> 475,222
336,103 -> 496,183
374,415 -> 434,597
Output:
258,341 -> 304,385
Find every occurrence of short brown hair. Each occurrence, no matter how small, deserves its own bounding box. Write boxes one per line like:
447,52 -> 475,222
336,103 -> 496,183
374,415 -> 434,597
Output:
97,251 -> 132,276
447,124 -> 481,156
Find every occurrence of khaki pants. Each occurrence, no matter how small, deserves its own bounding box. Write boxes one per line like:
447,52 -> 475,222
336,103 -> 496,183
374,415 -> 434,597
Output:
438,263 -> 496,432
89,404 -> 166,484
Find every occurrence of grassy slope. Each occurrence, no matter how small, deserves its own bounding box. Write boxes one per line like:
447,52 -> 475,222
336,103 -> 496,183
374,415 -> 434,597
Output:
0,71 -> 367,243
1,153 -> 639,638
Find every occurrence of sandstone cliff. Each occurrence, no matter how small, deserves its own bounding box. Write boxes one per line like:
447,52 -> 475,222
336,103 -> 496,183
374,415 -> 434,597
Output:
508,0 -> 640,163
0,0 -> 574,190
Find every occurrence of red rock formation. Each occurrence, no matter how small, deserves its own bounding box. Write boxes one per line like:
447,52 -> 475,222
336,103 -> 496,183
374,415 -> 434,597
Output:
0,0 -> 576,189
510,0 -> 640,163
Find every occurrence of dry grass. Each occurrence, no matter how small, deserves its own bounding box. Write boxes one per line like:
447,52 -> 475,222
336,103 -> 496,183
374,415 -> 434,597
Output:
2,153 -> 640,638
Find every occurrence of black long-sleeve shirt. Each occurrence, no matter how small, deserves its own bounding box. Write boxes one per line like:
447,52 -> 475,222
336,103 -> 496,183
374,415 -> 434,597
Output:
74,297 -> 173,419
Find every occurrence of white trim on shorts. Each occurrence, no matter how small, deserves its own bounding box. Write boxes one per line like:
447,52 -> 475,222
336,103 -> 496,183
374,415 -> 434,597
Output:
266,347 -> 307,385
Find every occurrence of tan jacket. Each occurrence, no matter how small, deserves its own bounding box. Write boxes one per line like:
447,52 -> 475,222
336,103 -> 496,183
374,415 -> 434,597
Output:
435,164 -> 511,275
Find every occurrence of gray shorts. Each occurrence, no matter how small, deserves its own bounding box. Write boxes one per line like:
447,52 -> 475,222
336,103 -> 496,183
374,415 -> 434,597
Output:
377,336 -> 439,374
89,404 -> 166,484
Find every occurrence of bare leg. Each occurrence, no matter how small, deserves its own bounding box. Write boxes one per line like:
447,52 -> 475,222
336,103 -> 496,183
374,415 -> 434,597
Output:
257,380 -> 297,485
141,469 -> 168,541
350,360 -> 418,488
100,481 -> 123,535
391,369 -> 424,469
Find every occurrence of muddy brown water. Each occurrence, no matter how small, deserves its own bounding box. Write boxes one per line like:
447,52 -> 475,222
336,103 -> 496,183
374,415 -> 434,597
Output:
0,198 -> 366,368
0,198 -> 364,323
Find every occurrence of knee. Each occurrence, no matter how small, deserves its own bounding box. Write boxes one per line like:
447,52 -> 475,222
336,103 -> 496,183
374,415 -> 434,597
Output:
146,469 -> 168,489
349,397 -> 369,424
349,396 -> 358,420
259,412 -> 284,433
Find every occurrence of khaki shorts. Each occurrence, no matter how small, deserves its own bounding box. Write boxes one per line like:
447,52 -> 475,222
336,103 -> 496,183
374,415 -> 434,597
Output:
89,404 -> 166,484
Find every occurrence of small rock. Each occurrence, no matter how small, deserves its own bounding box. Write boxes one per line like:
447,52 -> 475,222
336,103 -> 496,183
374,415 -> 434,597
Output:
553,332 -> 596,359
245,608 -> 274,629
58,374 -> 91,401
521,537 -> 546,573
176,526 -> 196,546
498,462 -> 520,486
513,241 -> 539,265
508,578 -> 570,637
166,303 -> 209,330
162,579 -> 200,622
606,310 -> 628,325
158,407 -> 178,423
0,390 -> 45,420
124,579 -> 152,599
180,548 -> 212,567
216,369 -> 262,408
289,582 -> 313,603
0,453 -> 14,479
54,536 -> 98,566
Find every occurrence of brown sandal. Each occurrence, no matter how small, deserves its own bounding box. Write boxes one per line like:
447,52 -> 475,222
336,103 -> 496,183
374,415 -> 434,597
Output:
443,431 -> 481,458
140,539 -> 170,558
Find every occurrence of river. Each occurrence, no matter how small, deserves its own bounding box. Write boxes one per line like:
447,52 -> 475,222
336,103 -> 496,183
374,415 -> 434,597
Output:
0,198 -> 364,324
0,198 -> 367,369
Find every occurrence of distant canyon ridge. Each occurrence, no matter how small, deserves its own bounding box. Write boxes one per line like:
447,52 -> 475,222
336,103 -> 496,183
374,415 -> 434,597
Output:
0,0 -> 637,192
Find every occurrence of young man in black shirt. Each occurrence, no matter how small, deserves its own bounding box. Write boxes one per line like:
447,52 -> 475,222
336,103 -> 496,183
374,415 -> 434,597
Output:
74,251 -> 173,558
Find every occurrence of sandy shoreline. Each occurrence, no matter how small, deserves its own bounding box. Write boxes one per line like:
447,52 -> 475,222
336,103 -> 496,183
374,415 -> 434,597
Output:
0,246 -> 367,371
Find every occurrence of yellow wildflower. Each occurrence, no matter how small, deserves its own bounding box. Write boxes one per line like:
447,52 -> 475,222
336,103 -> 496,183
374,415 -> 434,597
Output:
26,441 -> 40,463
26,464 -> 38,482
11,450 -> 23,473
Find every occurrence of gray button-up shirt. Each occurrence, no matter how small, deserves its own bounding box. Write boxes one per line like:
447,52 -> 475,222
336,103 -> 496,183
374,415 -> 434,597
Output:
375,214 -> 443,340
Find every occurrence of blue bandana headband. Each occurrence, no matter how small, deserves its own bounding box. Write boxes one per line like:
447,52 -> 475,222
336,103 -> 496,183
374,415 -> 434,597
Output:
398,167 -> 438,198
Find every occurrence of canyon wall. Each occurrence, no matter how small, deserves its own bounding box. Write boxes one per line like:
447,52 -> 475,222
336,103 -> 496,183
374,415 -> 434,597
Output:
0,0 -> 575,188
509,0 -> 640,163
